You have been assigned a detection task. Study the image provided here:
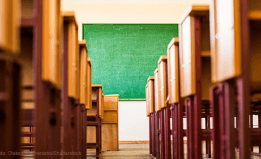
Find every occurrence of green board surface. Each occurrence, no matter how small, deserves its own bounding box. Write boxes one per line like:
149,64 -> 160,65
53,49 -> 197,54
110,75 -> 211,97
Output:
82,24 -> 178,100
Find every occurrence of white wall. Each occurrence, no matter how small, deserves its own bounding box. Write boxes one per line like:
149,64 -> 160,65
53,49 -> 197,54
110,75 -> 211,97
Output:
118,101 -> 149,141
62,3 -> 209,41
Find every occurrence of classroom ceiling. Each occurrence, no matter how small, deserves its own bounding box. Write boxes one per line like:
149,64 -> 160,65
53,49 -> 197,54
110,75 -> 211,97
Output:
62,0 -> 209,4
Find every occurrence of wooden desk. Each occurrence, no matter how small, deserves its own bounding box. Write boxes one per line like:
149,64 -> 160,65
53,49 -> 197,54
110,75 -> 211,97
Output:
209,0 -> 261,158
62,11 -> 79,158
168,38 -> 179,104
19,1 -> 62,157
86,84 -> 104,158
167,38 -> 184,159
179,5 -> 211,159
78,40 -> 88,159
211,0 -> 261,91
147,77 -> 156,156
0,0 -> 20,53
101,95 -> 119,151
153,68 -> 162,158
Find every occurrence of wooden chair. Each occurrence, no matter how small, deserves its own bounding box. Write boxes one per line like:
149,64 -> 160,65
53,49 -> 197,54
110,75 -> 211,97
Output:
146,77 -> 156,157
20,1 -> 62,158
167,38 -> 184,159
0,0 -> 21,155
87,84 -> 104,158
62,11 -> 79,158
179,5 -> 212,159
210,0 -> 261,158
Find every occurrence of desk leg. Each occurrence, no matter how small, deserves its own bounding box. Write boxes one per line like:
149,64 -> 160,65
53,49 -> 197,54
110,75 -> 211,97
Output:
165,105 -> 171,159
152,113 -> 156,157
48,88 -> 61,159
0,59 -> 21,158
172,104 -> 178,159
237,78 -> 250,159
160,110 -> 165,159
149,114 -> 152,155
205,114 -> 211,158
155,112 -> 160,159
178,101 -> 184,159
82,107 -> 86,159
210,86 -> 221,159
259,115 -> 261,152
186,97 -> 194,159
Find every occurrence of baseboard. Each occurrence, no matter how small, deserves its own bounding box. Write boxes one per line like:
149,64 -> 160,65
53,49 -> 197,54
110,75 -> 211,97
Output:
119,140 -> 188,144
119,140 -> 149,144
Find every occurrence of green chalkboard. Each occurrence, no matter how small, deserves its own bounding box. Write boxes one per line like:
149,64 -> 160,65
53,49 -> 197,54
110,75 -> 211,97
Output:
82,24 -> 178,100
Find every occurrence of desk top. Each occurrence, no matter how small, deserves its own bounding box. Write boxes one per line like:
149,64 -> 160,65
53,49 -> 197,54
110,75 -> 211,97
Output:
79,40 -> 88,52
62,11 -> 78,28
158,55 -> 167,64
92,84 -> 102,88
147,76 -> 154,82
168,38 -> 179,49
179,5 -> 209,24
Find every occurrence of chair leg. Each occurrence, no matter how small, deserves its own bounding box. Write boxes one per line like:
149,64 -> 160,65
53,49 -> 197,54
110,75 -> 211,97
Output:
186,97 -> 194,159
165,105 -> 171,159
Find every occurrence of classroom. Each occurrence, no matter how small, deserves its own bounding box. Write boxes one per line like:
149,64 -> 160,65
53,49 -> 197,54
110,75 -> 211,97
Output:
0,0 -> 261,158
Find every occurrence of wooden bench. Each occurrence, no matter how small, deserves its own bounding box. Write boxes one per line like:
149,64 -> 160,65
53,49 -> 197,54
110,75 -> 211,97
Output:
179,5 -> 211,159
87,84 -> 104,158
210,0 -> 261,158
0,0 -> 21,155
167,38 -> 184,159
